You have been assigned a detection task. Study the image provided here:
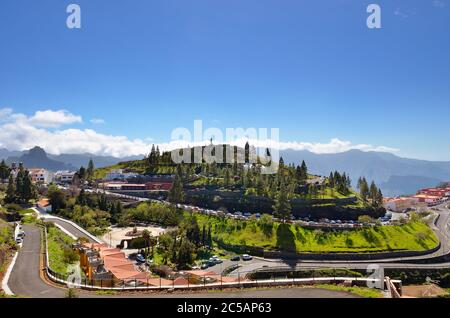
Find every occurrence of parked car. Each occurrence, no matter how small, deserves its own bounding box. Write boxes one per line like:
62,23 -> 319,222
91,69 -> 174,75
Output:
201,263 -> 210,270
136,254 -> 146,263
15,238 -> 23,244
231,256 -> 240,261
242,254 -> 252,261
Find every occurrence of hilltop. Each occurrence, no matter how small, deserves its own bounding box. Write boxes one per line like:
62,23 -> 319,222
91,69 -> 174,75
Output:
95,144 -> 385,221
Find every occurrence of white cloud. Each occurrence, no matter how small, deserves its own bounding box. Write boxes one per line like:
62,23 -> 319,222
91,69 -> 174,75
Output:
156,138 -> 399,155
394,8 -> 409,18
0,108 -> 399,158
0,108 -> 13,120
0,108 -> 149,157
433,0 -> 446,8
225,138 -> 399,154
29,109 -> 82,128
90,118 -> 106,124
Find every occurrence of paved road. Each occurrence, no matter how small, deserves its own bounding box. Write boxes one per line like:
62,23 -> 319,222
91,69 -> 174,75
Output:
48,218 -> 98,243
8,225 -> 65,298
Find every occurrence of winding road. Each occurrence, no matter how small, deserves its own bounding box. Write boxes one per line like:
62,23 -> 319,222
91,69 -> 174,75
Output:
8,225 -> 65,298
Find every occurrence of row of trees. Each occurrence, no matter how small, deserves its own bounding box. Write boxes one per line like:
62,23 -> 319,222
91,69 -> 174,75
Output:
73,159 -> 95,184
47,184 -> 121,233
155,214 -> 212,269
119,202 -> 182,227
5,164 -> 37,204
357,177 -> 383,207
328,171 -> 351,195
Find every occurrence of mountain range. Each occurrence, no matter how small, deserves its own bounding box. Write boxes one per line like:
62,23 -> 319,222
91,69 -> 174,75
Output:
279,149 -> 450,196
1,147 -> 143,172
1,146 -> 449,196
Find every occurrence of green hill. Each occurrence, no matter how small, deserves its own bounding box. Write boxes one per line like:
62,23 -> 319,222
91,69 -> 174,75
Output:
94,144 -> 384,220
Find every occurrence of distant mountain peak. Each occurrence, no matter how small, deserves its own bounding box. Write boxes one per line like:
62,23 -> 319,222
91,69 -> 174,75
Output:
27,146 -> 48,159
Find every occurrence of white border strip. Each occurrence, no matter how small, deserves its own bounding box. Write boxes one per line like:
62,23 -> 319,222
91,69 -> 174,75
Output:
1,252 -> 18,296
54,223 -> 78,240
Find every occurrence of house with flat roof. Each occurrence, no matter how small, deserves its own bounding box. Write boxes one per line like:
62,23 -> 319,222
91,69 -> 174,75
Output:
37,198 -> 52,213
411,194 -> 444,205
383,197 -> 416,212
105,169 -> 139,181
54,170 -> 76,183
77,243 -> 172,287
29,168 -> 53,184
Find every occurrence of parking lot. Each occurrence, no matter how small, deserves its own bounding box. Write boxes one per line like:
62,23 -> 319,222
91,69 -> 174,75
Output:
175,203 -> 394,229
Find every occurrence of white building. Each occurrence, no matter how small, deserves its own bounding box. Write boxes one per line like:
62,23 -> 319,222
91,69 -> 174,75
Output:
105,169 -> 138,181
29,168 -> 53,184
383,197 -> 416,212
54,170 -> 76,183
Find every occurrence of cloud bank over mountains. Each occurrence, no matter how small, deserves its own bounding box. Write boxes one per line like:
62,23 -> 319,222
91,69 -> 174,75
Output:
0,108 -> 399,158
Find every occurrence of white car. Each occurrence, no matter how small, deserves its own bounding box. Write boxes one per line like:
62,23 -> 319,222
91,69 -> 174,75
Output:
242,254 -> 252,261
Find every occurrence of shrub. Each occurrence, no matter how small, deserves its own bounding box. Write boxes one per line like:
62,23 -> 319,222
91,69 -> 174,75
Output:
63,248 -> 79,264
5,204 -> 23,213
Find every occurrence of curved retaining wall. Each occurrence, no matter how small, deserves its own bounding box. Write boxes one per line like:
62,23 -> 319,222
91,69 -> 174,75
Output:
263,243 -> 442,261
215,238 -> 442,261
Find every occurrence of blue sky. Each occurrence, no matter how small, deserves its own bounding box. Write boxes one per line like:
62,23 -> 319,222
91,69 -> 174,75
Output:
0,0 -> 449,159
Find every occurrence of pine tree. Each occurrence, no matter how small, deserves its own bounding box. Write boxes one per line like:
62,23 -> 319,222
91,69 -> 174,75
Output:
201,225 -> 207,246
87,159 -> 94,182
329,172 -> 335,188
369,181 -> 378,203
15,165 -> 25,203
295,165 -> 303,183
359,177 -> 369,202
224,168 -> 231,187
244,142 -> 250,164
98,193 -> 108,211
168,166 -> 184,203
256,175 -> 265,196
0,160 -> 10,180
273,180 -> 292,222
207,225 -> 212,247
300,160 -> 308,180
109,203 -> 117,222
116,201 -> 123,216
375,189 -> 383,207
357,177 -> 363,190
278,157 -> 285,172
77,166 -> 86,181
22,170 -> 35,203
76,188 -> 87,205
5,175 -> 16,203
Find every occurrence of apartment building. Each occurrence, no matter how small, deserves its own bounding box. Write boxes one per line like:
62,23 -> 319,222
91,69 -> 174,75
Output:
54,170 -> 76,183
29,168 -> 53,184
383,197 -> 416,212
